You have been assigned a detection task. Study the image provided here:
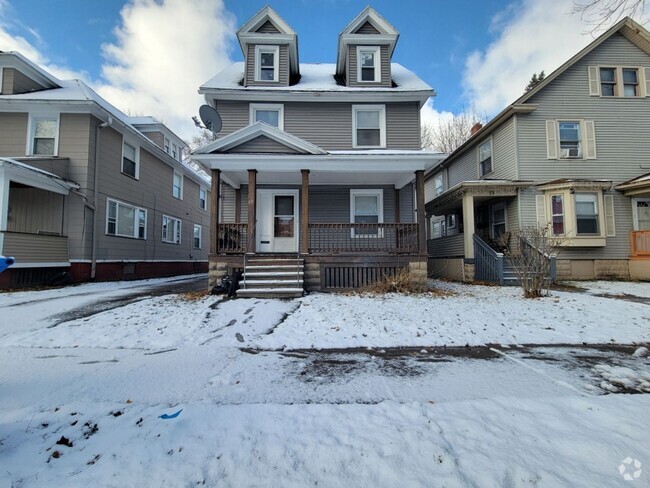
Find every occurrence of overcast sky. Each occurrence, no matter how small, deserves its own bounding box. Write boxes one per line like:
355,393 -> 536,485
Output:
1,0 -> 648,140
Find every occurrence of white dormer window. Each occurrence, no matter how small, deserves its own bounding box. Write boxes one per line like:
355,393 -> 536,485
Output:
172,143 -> 177,159
250,103 -> 284,129
357,46 -> 381,83
255,45 -> 279,82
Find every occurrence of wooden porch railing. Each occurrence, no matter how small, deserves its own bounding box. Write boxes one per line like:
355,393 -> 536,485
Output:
308,223 -> 419,254
217,223 -> 247,253
473,234 -> 504,284
631,230 -> 650,257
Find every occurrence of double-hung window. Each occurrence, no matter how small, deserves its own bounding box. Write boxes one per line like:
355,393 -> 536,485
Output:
575,193 -> 599,235
162,215 -> 182,244
250,103 -> 284,129
164,137 -> 170,154
357,46 -> 380,82
434,174 -> 444,196
172,143 -> 178,160
558,121 -> 581,159
199,188 -> 207,210
106,199 -> 146,239
622,68 -> 639,97
352,105 -> 385,148
599,68 -> 617,96
551,194 -> 565,235
596,67 -> 643,97
172,172 -> 183,199
255,45 -> 279,82
478,140 -> 492,176
350,189 -> 383,237
193,224 -> 202,249
30,117 -> 59,156
122,142 -> 138,178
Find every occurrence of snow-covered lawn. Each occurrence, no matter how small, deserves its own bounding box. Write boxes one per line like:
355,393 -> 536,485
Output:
1,277 -> 649,487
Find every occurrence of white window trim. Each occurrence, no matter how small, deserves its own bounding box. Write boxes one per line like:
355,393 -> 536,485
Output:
26,113 -> 60,156
356,45 -> 381,83
121,139 -> 140,179
557,120 -> 583,159
105,198 -> 147,240
172,171 -> 183,200
0,67 -> 4,94
199,188 -> 207,211
632,197 -> 650,231
477,138 -> 493,177
193,224 -> 202,249
541,190 -> 608,245
162,214 -> 182,244
434,173 -> 444,196
249,103 -> 285,130
596,65 -> 646,97
254,45 -> 279,82
164,137 -> 170,154
352,104 -> 386,149
350,189 -> 384,238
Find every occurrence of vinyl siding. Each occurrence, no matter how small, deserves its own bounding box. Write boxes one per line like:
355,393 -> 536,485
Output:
517,33 -> 650,259
355,21 -> 380,34
256,20 -> 280,33
0,112 -> 28,156
399,182 -> 415,223
7,187 -> 64,234
245,44 -> 289,86
143,131 -> 165,148
0,68 -> 46,94
347,45 -> 391,87
214,100 -> 421,150
427,234 -> 464,257
221,183 -> 236,223
229,135 -> 301,153
2,232 -> 68,263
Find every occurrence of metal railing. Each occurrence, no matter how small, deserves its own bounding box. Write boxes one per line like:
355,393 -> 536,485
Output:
631,230 -> 650,257
217,223 -> 247,253
308,223 -> 419,254
473,234 -> 504,285
242,222 -> 256,290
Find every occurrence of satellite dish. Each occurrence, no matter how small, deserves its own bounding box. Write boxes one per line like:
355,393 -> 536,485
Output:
199,105 -> 222,134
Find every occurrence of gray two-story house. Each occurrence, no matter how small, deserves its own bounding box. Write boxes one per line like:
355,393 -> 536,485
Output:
0,52 -> 210,288
192,6 -> 443,296
425,17 -> 650,283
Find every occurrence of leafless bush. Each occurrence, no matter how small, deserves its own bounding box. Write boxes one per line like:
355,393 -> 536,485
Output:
362,268 -> 428,294
506,227 -> 562,298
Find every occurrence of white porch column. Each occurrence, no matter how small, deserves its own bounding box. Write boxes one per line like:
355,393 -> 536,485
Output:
0,168 -> 9,254
462,193 -> 475,259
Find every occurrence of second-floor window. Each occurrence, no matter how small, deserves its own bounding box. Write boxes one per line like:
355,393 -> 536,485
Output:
434,173 -> 443,196
122,142 -> 138,178
352,105 -> 386,148
558,121 -> 581,159
199,188 -> 207,210
357,46 -> 380,82
255,45 -> 279,82
30,117 -> 58,156
250,103 -> 284,129
162,215 -> 182,244
478,140 -> 492,176
172,172 -> 183,199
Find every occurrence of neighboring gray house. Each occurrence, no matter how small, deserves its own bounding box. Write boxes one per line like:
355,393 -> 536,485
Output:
0,52 -> 210,288
192,6 -> 443,296
425,18 -> 650,283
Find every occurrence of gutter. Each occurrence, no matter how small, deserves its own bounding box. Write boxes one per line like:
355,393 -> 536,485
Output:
90,116 -> 113,280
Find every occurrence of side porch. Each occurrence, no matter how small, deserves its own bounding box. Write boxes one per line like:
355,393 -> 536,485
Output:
616,174 -> 650,281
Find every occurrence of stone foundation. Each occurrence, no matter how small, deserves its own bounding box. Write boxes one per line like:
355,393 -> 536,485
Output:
556,259 -> 630,281
463,262 -> 475,282
629,259 -> 650,281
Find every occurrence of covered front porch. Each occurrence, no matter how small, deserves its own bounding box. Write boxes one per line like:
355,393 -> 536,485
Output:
616,173 -> 650,280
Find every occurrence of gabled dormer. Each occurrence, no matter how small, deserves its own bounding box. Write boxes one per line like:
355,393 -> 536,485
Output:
336,7 -> 399,88
0,51 -> 60,95
237,6 -> 299,87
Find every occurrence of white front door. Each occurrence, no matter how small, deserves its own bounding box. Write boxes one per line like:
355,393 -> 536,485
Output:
633,198 -> 650,230
256,189 -> 299,253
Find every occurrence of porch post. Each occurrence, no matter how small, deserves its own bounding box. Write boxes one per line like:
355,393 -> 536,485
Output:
462,193 -> 475,259
0,169 -> 8,254
247,169 -> 257,253
301,169 -> 309,254
235,188 -> 241,222
415,170 -> 426,255
395,188 -> 400,223
210,169 -> 220,254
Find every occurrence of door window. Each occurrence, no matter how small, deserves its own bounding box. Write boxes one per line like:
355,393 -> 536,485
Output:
274,195 -> 294,238
491,203 -> 506,238
637,200 -> 650,230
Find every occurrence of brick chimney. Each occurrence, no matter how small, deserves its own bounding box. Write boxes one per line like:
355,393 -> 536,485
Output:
470,122 -> 483,136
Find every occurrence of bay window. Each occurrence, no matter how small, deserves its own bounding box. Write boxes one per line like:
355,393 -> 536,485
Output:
575,193 -> 599,235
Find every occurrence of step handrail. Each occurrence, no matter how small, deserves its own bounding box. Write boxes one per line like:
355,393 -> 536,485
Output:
243,221 -> 257,290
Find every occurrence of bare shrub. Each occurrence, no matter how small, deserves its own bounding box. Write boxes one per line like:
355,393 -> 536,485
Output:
506,227 -> 562,298
362,268 -> 428,295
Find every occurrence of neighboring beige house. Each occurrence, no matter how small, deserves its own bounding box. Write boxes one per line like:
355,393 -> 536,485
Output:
0,51 -> 210,288
425,17 -> 650,283
191,6 -> 444,297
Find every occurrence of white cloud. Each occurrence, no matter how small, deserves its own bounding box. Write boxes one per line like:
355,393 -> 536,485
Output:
96,0 -> 235,139
420,98 -> 455,129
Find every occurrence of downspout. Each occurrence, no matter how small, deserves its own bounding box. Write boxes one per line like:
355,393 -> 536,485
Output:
91,116 -> 113,280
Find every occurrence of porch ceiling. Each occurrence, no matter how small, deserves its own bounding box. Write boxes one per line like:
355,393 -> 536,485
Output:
426,180 -> 533,215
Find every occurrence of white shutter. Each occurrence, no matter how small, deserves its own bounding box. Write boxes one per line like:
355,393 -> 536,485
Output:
545,120 -> 557,159
604,194 -> 616,237
584,120 -> 597,159
644,67 -> 650,97
588,66 -> 600,96
536,194 -> 547,229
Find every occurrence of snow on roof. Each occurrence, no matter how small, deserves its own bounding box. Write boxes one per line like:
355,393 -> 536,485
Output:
329,149 -> 444,157
128,116 -> 161,125
200,62 -> 432,93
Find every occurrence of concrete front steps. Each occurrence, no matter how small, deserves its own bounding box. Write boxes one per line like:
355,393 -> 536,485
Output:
237,256 -> 304,298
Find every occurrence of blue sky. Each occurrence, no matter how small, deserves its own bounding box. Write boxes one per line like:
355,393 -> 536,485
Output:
1,0 -> 647,139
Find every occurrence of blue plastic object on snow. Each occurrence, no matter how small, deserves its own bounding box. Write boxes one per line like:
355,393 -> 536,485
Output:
0,256 -> 15,273
159,409 -> 183,419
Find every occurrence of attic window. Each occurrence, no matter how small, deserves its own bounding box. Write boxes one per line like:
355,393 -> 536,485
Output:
255,45 -> 279,82
357,46 -> 380,83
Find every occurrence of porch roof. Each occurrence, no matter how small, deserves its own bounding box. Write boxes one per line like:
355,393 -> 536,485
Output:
615,173 -> 650,196
0,158 -> 79,195
426,179 -> 533,215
